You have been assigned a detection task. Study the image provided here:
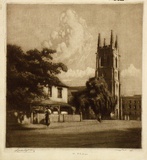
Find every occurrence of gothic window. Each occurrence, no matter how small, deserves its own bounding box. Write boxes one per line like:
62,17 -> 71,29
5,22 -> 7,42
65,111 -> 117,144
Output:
57,87 -> 62,98
115,58 -> 117,68
115,83 -> 118,95
99,58 -> 101,67
101,53 -> 107,67
115,71 -> 118,79
101,56 -> 104,66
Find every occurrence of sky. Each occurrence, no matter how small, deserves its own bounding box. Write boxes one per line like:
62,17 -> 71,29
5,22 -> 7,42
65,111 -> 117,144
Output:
7,3 -> 143,96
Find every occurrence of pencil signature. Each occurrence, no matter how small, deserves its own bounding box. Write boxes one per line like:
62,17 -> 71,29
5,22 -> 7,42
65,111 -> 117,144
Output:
15,148 -> 35,153
72,152 -> 88,155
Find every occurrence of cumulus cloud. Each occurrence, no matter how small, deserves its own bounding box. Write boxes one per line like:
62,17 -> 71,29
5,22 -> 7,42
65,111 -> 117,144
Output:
42,40 -> 52,48
58,67 -> 95,86
51,31 -> 58,40
56,42 -> 67,53
41,9 -> 96,86
59,67 -> 95,78
42,9 -> 93,70
121,64 -> 142,96
121,64 -> 141,77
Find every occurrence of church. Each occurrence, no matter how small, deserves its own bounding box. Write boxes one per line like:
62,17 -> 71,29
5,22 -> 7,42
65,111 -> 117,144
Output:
95,30 -> 121,119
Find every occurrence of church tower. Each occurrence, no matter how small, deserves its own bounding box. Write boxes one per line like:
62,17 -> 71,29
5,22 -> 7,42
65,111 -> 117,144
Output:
95,30 -> 120,119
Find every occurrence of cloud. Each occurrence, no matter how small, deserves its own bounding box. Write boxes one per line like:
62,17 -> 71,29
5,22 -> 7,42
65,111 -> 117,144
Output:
40,9 -> 96,86
51,31 -> 58,40
58,67 -> 95,86
60,67 -> 95,78
121,64 -> 142,96
43,9 -> 93,70
42,40 -> 52,48
121,64 -> 141,77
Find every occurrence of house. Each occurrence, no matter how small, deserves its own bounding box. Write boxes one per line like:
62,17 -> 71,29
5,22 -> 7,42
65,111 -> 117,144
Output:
30,81 -> 78,123
31,81 -> 71,114
43,81 -> 68,103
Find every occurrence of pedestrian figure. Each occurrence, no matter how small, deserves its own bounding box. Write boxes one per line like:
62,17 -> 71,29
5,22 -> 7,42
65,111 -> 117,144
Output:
96,113 -> 102,123
45,108 -> 51,127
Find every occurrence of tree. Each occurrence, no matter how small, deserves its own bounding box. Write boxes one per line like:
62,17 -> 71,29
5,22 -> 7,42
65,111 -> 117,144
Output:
7,44 -> 67,110
75,77 -> 116,121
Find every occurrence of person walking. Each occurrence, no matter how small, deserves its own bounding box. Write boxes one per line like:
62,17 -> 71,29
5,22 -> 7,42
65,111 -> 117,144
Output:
45,108 -> 51,127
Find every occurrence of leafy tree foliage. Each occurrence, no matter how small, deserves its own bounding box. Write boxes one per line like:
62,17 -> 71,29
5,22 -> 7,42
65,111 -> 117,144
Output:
7,45 -> 67,110
75,77 -> 117,120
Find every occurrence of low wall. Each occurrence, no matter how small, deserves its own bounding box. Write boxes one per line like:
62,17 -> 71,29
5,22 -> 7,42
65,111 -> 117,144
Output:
7,111 -> 82,125
32,113 -> 82,124
36,114 -> 60,123
63,115 -> 81,122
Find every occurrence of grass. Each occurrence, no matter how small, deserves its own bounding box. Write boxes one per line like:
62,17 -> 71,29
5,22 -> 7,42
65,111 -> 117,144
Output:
6,120 -> 141,148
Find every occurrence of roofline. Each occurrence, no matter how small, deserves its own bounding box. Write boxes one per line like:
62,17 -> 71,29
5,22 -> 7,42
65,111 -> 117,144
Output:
54,84 -> 69,88
121,95 -> 142,98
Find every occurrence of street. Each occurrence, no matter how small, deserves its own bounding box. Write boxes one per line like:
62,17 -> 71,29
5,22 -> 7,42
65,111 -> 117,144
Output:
6,120 -> 141,148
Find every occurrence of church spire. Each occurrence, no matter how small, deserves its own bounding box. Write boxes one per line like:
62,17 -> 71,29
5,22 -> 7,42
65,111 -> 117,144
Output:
110,30 -> 114,47
97,33 -> 101,51
95,33 -> 101,78
115,35 -> 118,49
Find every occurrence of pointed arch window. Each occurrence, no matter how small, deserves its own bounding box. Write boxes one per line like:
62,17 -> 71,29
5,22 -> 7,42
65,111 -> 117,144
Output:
101,53 -> 107,67
115,58 -> 117,68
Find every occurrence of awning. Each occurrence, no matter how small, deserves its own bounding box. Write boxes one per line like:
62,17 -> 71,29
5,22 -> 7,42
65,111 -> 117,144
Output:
30,99 -> 75,111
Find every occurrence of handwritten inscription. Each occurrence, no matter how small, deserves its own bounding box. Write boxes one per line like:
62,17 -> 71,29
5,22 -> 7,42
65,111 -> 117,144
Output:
15,148 -> 35,153
72,152 -> 88,156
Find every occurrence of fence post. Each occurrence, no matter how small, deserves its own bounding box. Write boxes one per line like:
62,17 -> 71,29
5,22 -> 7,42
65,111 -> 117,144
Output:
31,112 -> 33,124
37,113 -> 39,124
63,114 -> 64,122
58,114 -> 60,122
80,112 -> 82,122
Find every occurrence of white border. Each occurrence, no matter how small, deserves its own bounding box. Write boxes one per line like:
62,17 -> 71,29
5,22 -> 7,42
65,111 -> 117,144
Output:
1,0 -> 147,160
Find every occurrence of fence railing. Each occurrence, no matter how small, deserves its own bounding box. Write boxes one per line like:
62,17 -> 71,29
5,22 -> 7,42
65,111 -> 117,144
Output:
33,113 -> 82,124
7,111 -> 82,125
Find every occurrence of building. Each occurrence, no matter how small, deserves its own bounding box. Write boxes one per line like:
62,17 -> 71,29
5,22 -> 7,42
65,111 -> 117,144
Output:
30,82 -> 78,124
95,30 -> 120,119
33,81 -> 69,112
30,81 -> 74,115
120,95 -> 141,120
43,81 -> 68,103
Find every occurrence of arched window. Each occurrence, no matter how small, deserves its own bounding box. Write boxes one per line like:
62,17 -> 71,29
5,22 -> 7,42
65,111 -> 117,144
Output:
101,53 -> 107,67
115,58 -> 117,68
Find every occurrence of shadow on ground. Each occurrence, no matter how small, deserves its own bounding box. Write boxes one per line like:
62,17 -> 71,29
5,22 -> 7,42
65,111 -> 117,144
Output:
6,125 -> 141,148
